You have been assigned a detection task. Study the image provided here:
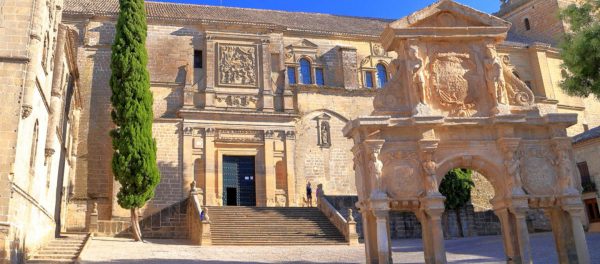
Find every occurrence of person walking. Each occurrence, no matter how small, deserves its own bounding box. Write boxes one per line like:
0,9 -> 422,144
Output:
306,182 -> 313,207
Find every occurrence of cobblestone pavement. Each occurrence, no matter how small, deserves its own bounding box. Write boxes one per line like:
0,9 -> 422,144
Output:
80,232 -> 600,264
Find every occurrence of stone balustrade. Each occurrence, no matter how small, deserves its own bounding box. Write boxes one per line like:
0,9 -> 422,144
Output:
317,193 -> 359,245
188,182 -> 211,245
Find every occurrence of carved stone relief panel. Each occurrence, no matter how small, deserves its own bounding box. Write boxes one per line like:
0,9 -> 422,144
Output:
217,44 -> 258,87
215,129 -> 263,143
215,94 -> 258,108
520,143 -> 558,195
380,148 -> 421,198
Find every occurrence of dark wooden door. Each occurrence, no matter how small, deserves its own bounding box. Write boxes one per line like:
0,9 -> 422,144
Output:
222,156 -> 256,206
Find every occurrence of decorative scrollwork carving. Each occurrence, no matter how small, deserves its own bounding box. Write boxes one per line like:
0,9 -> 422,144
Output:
501,55 -> 535,107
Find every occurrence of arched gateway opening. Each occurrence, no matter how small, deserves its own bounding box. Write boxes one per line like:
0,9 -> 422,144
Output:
344,1 -> 590,263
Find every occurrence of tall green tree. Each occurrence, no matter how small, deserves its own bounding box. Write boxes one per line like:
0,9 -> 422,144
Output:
439,169 -> 474,238
559,0 -> 600,98
109,0 -> 160,241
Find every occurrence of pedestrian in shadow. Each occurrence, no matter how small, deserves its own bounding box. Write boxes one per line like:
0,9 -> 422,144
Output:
306,182 -> 313,207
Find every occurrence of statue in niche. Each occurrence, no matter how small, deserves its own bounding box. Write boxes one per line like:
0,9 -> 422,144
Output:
408,44 -> 426,105
503,147 -> 525,195
369,148 -> 384,191
320,121 -> 331,147
484,45 -> 508,106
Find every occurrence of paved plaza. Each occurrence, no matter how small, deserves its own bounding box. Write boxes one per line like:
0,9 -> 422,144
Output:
80,232 -> 600,264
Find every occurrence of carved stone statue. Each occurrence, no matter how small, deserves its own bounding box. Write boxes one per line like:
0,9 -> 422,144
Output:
484,45 -> 508,106
369,149 -> 384,190
407,44 -> 426,104
503,148 -> 525,195
422,160 -> 439,194
554,143 -> 578,194
320,121 -> 331,147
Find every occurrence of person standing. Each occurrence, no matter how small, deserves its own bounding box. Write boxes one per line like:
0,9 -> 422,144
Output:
306,182 -> 313,207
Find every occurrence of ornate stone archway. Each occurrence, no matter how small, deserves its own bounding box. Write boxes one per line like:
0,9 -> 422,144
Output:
344,1 -> 590,263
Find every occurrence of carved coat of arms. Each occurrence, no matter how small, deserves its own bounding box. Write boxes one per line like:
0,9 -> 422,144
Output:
430,53 -> 476,117
218,45 -> 257,87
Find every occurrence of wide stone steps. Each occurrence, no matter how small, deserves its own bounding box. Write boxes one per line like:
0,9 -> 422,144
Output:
206,206 -> 346,245
26,233 -> 88,264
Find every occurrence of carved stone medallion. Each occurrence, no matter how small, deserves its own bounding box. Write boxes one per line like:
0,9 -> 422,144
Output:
521,145 -> 558,195
218,44 -> 258,87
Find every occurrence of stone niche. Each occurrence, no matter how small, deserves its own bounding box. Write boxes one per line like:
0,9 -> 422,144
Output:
344,1 -> 590,264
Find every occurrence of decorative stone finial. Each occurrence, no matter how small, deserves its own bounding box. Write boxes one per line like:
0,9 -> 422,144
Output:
347,209 -> 355,222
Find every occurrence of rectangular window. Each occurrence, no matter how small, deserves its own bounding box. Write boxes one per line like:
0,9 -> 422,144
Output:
194,50 -> 202,68
365,72 -> 374,88
584,198 -> 600,223
578,162 -> 592,185
315,68 -> 324,86
287,67 -> 297,84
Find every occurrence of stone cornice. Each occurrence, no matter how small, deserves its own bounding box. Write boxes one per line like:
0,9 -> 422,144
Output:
62,12 -> 383,41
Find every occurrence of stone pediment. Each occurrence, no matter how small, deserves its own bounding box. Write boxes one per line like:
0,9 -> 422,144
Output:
381,0 -> 511,50
287,39 -> 319,50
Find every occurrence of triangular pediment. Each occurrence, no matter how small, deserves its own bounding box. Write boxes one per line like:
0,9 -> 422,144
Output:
389,0 -> 510,29
288,39 -> 319,49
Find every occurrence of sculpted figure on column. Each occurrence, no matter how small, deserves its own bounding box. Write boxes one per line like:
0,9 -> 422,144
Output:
421,152 -> 439,195
484,44 -> 508,107
408,43 -> 427,105
369,148 -> 384,191
553,141 -> 579,195
502,146 -> 525,195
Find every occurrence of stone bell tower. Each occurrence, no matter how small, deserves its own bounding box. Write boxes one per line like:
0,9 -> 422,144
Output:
496,0 -> 580,45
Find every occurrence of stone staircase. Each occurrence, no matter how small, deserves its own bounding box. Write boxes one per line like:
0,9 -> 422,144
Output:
207,206 -> 346,245
27,233 -> 89,264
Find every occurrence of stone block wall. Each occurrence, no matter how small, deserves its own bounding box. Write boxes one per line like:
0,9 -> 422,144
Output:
326,195 -> 551,240
499,0 -> 566,46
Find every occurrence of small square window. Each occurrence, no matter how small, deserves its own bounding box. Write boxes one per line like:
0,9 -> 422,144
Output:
315,68 -> 324,86
287,67 -> 297,84
194,50 -> 202,68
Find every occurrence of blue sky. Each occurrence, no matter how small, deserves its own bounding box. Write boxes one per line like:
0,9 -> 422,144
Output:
149,0 -> 501,19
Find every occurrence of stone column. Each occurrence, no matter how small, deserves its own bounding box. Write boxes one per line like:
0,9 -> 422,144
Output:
370,190 -> 391,264
284,131 -> 296,206
44,25 -> 67,158
203,35 -> 216,110
416,210 -> 435,264
420,195 -> 447,264
492,195 -> 533,264
511,207 -> 533,264
261,39 -> 274,112
21,0 -> 46,118
204,128 -> 217,206
362,208 -> 379,264
182,126 -> 195,196
264,130 -> 276,206
494,208 -> 520,263
549,202 -> 591,264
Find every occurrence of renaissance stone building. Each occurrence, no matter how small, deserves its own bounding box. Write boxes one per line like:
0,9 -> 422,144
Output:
0,0 -> 598,262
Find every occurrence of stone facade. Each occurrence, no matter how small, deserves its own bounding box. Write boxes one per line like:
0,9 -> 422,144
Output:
58,0 -> 600,226
0,0 -> 82,262
572,128 -> 600,231
1,0 -> 599,262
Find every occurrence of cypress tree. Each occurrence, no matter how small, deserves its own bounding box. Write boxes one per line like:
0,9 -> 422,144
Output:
439,169 -> 474,238
559,0 -> 600,98
109,0 -> 159,241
